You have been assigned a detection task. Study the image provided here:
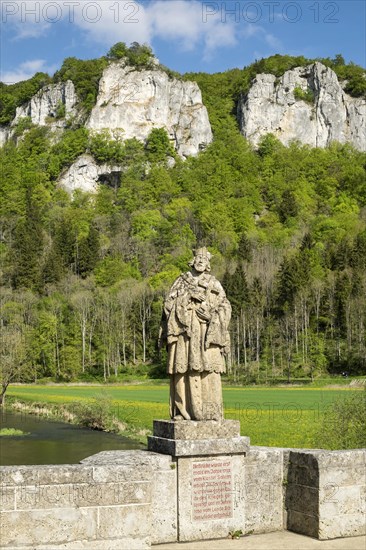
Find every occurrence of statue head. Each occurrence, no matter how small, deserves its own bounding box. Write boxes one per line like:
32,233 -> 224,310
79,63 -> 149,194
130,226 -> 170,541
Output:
189,247 -> 211,273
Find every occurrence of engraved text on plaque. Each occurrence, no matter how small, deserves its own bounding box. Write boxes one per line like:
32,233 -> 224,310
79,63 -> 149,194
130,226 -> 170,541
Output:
192,459 -> 233,521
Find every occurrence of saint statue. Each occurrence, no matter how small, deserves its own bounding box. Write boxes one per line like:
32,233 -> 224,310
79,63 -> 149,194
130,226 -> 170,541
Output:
160,248 -> 231,421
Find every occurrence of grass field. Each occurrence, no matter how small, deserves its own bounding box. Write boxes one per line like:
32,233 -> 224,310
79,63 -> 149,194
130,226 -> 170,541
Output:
7,383 -> 360,448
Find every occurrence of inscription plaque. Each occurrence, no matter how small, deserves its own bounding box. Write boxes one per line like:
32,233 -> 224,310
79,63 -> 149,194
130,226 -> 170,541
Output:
192,459 -> 233,521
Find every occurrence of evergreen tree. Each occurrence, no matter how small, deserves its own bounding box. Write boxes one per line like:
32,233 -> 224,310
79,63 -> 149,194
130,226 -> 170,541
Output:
12,187 -> 44,291
77,225 -> 100,277
222,267 -> 249,317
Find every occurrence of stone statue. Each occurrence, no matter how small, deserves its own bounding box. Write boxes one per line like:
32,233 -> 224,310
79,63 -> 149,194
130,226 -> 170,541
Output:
160,248 -> 231,421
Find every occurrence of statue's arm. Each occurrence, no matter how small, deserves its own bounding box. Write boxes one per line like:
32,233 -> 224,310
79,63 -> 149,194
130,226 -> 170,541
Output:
204,280 -> 232,347
162,275 -> 192,340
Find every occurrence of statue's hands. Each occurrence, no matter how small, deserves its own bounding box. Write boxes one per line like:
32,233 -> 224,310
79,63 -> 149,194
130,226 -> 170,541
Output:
196,306 -> 211,321
190,291 -> 205,303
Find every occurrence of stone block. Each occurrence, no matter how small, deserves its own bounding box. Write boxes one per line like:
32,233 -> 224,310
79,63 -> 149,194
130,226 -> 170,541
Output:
150,460 -> 177,544
244,484 -> 283,534
97,504 -> 151,541
320,485 -> 364,515
286,449 -> 366,540
319,513 -> 366,540
288,451 -> 319,479
245,463 -> 283,485
285,484 -> 319,516
81,450 -> 166,482
93,464 -> 151,483
83,449 -> 178,544
287,463 -> 319,487
0,485 -> 15,511
4,539 -> 150,550
287,509 -> 319,538
246,447 -> 284,466
14,480 -> 150,510
152,419 -> 241,440
80,449 -> 158,466
148,435 -> 249,457
0,508 -> 98,547
289,449 -> 366,469
177,454 -> 246,542
320,465 -> 366,487
0,465 -> 93,486
317,450 -> 366,469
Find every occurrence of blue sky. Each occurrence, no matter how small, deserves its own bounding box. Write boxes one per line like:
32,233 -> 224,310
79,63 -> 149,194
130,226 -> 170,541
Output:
1,0 -> 365,83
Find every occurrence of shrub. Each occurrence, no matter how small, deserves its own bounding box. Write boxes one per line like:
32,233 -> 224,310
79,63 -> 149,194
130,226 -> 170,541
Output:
12,117 -> 34,137
315,389 -> 366,449
71,394 -> 116,431
293,86 -> 315,103
55,101 -> 66,119
54,57 -> 108,114
107,41 -> 155,69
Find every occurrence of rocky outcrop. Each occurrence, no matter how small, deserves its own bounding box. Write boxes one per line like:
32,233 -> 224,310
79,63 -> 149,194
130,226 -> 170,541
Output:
13,80 -> 77,127
0,62 -> 212,162
238,62 -> 366,151
87,62 -> 212,158
0,127 -> 10,148
58,154 -> 121,194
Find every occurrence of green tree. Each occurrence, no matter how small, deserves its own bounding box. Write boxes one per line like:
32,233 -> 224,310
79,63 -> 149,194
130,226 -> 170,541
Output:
107,42 -> 128,59
77,224 -> 100,278
12,188 -> 44,290
145,128 -> 175,163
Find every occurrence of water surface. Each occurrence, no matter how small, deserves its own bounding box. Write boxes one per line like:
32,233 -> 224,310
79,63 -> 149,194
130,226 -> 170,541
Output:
0,410 -> 143,466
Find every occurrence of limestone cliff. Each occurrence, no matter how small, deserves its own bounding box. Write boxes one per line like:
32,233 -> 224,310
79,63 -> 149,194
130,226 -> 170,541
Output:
2,61 -> 212,159
237,62 -> 366,151
58,154 -> 122,194
2,59 -> 365,194
0,60 -> 213,192
14,80 -> 78,127
87,62 -> 213,158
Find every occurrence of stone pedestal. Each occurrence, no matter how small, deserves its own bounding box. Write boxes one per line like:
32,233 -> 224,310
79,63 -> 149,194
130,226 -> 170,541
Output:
148,420 -> 250,542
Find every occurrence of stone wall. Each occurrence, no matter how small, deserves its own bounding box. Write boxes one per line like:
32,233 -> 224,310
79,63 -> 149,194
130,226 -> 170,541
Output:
0,450 -> 176,549
286,449 -> 366,540
1,447 -> 365,548
244,446 -> 288,534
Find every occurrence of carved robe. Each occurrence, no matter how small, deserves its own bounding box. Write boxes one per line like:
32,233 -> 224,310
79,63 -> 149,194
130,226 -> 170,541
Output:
162,271 -> 231,420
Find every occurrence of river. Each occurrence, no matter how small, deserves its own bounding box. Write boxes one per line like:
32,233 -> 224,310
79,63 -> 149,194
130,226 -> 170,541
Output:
0,410 -> 144,466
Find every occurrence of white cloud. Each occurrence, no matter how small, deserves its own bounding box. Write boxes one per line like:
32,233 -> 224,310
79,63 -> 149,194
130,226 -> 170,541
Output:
2,0 -> 282,62
1,59 -> 57,83
147,1 -> 203,51
265,33 -> 282,50
69,0 -> 240,58
2,1 -> 152,44
241,25 -> 283,53
72,1 -> 152,47
3,1 -> 52,39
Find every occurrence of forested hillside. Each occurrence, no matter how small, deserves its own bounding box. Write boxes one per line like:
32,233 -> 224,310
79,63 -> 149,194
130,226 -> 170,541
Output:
1,48 -> 365,389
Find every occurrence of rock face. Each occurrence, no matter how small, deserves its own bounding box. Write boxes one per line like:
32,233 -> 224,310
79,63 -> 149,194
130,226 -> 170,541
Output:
0,127 -> 10,148
238,62 -> 366,151
58,154 -> 121,194
14,80 -> 77,127
87,62 -> 212,158
0,62 -> 212,192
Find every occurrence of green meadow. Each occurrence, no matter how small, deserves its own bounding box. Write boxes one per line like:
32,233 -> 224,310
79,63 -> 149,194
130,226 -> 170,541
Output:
7,384 -> 359,448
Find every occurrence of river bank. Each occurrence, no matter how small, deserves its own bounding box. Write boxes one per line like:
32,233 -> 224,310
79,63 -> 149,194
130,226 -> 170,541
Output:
4,395 -> 149,444
4,382 -> 364,448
